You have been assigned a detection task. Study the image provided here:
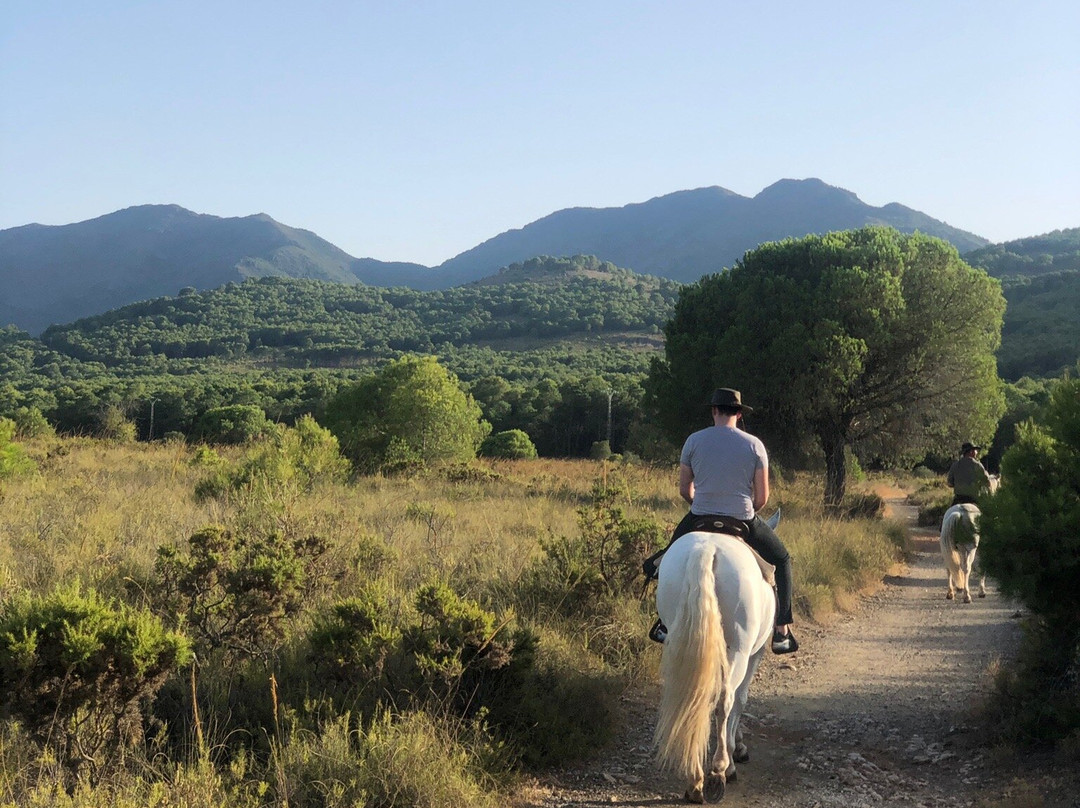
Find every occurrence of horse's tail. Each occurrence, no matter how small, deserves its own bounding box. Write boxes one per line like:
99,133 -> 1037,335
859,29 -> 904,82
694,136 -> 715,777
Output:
940,510 -> 963,569
653,540 -> 729,783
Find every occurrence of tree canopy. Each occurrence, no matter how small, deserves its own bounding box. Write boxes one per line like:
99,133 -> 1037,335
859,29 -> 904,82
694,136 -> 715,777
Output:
323,355 -> 490,472
979,377 -> 1080,634
646,227 -> 1006,505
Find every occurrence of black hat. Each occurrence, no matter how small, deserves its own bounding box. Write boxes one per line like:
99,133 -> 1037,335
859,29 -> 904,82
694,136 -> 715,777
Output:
708,388 -> 752,412
960,442 -> 981,454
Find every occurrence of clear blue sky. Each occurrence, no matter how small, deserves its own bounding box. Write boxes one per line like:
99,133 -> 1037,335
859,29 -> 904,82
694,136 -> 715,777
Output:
3,1 -> 1078,266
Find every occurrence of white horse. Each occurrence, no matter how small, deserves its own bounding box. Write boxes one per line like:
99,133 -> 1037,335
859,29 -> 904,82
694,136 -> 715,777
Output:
939,503 -> 984,603
939,475 -> 998,603
653,530 -> 776,803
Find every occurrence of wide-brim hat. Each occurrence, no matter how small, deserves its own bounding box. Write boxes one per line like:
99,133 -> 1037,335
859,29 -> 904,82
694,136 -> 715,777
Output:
960,442 -> 981,454
708,388 -> 752,412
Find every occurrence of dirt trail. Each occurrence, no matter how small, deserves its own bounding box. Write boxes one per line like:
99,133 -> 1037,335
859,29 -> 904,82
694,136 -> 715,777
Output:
514,490 -> 1062,807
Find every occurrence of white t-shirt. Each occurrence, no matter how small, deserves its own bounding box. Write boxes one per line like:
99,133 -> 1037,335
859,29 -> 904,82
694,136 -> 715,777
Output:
679,425 -> 767,520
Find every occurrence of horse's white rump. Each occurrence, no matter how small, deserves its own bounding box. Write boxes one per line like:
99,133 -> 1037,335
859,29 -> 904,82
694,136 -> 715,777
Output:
654,531 -> 776,802
940,503 -> 985,603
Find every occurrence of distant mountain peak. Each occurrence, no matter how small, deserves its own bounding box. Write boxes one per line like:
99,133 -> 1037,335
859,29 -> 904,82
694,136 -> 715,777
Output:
755,177 -> 863,205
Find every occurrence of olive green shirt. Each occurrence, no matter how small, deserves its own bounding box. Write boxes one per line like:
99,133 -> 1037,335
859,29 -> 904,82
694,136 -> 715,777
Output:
947,456 -> 992,499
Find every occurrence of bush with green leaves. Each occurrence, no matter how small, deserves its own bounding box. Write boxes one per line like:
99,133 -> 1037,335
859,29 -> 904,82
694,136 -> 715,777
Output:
980,377 -> 1080,636
10,406 -> 54,439
154,525 -> 329,663
323,355 -> 491,473
521,475 -> 665,617
306,580 -> 616,769
194,404 -> 273,445
97,405 -> 137,442
479,429 -> 538,460
978,377 -> 1080,746
0,583 -> 191,779
194,416 -> 349,501
0,417 -> 35,479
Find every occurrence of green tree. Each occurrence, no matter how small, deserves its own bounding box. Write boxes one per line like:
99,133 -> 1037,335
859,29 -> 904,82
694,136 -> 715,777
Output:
647,227 -> 1006,505
979,377 -> 1080,638
323,355 -> 490,472
194,404 -> 272,445
479,429 -> 538,459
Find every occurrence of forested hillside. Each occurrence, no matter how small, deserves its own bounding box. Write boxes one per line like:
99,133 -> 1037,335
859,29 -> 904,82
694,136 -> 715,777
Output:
998,270 -> 1080,380
2,250 -> 1077,458
38,256 -> 675,366
0,257 -> 677,456
963,227 -> 1080,277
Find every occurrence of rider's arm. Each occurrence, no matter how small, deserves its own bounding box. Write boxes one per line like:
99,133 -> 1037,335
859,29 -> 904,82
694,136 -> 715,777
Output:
679,463 -> 695,504
752,465 -> 769,512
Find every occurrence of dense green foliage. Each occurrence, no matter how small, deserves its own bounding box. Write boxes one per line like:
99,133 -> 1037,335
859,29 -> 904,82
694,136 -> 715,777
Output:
647,227 -> 1006,504
997,271 -> 1080,380
324,355 -> 490,472
0,417 -> 34,479
0,583 -> 191,779
978,377 -> 1080,746
38,258 -> 676,365
1,246 -> 1077,466
0,257 -> 675,457
964,227 -> 1080,277
479,429 -> 538,459
194,404 -> 273,444
980,378 -> 1080,632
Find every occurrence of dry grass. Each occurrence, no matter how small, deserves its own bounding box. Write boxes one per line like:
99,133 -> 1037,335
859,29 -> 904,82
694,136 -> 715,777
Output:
0,439 -> 908,806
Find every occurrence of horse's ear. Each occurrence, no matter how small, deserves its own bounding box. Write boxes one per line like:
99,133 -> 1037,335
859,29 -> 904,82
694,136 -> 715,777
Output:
765,508 -> 781,531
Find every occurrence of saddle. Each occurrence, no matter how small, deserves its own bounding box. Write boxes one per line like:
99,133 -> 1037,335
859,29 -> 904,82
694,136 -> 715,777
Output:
643,516 -> 776,586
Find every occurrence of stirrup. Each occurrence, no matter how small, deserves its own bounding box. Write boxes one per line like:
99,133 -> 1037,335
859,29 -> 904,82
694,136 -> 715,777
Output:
648,618 -> 667,644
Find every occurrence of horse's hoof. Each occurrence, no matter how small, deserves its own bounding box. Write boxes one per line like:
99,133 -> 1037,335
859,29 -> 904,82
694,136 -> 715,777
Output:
963,594 -> 972,604
946,591 -> 954,600
685,786 -> 705,804
732,742 -> 749,763
704,772 -> 726,802
978,592 -> 987,598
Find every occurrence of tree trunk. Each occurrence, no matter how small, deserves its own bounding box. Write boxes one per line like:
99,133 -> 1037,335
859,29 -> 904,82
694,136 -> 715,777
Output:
821,433 -> 847,509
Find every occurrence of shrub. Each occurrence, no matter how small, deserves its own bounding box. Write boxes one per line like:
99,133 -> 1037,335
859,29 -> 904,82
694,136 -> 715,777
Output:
194,417 -> 349,501
97,405 -> 137,443
194,405 -> 272,445
479,429 -> 537,460
841,491 -> 884,520
307,584 -> 403,707
520,474 -> 665,617
0,582 -> 191,780
0,417 -> 35,479
589,440 -> 613,460
980,377 -> 1080,634
11,406 -> 54,439
323,355 -> 490,473
154,525 -> 329,663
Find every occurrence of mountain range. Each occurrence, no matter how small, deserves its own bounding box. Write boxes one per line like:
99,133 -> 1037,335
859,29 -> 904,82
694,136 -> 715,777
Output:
0,178 -> 995,334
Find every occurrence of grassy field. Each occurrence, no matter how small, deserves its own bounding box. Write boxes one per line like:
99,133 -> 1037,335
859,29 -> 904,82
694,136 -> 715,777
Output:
0,436 -> 912,807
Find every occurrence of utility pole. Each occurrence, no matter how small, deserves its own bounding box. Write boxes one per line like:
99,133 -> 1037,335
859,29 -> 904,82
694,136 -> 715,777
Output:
606,388 -> 614,447
148,398 -> 158,441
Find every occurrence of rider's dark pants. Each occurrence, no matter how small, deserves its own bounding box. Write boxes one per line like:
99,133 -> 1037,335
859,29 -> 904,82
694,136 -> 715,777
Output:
951,495 -> 978,506
670,511 -> 794,627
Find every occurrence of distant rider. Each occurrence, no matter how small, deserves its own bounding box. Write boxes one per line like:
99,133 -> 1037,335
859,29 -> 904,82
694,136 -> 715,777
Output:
947,442 -> 992,506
